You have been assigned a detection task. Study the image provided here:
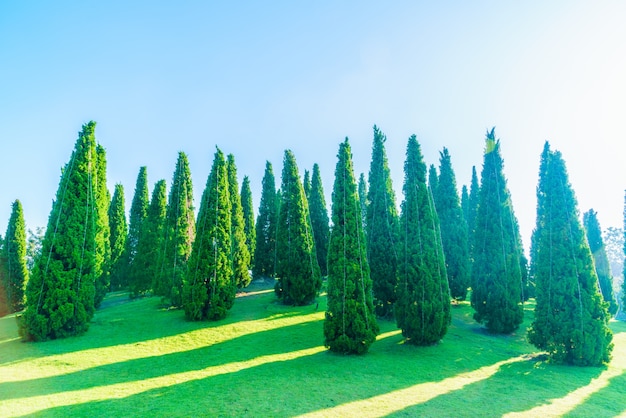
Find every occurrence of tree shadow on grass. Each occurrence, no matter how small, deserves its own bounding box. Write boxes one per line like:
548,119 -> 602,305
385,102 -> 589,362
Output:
563,369 -> 626,417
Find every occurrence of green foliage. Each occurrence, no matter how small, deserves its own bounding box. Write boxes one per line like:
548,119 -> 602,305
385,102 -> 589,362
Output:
528,143 -> 613,366
240,176 -> 256,272
395,136 -> 451,345
0,257 -> 8,317
324,139 -> 378,354
20,122 -> 99,341
309,163 -> 330,277
470,129 -> 524,334
227,154 -> 251,288
467,166 -> 480,252
183,148 -> 234,321
358,173 -> 368,233
275,150 -> 321,305
253,162 -> 278,279
432,148 -> 471,301
129,180 -> 167,298
108,184 -> 127,291
583,209 -> 618,315
3,200 -> 29,312
120,167 -> 149,289
366,126 -> 399,318
154,152 -> 195,307
303,169 -> 311,199
93,145 -> 111,308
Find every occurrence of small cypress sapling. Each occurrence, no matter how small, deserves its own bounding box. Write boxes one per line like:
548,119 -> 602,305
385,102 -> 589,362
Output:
3,200 -> 29,313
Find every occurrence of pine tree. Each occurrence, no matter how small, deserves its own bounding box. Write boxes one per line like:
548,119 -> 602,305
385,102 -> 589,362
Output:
93,145 -> 111,308
241,176 -> 256,272
433,148 -> 470,301
467,166 -> 480,250
470,128 -> 524,334
120,167 -> 149,289
583,209 -> 618,315
154,152 -> 195,306
129,180 -> 167,298
227,154 -> 251,288
303,169 -> 311,200
324,139 -> 379,354
309,163 -> 330,277
428,164 -> 438,194
20,122 -> 99,341
366,125 -> 399,318
275,150 -> 321,305
183,148 -> 234,321
395,135 -> 451,345
253,162 -> 278,279
3,200 -> 29,312
358,173 -> 368,233
461,185 -> 469,225
108,184 -> 127,291
528,143 -> 613,365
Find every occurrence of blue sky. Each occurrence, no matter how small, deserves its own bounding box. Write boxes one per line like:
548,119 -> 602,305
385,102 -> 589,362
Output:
1,1 -> 625,251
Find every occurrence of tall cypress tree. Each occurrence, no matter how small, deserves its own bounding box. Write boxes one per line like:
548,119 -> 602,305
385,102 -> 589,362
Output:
528,143 -> 613,365
227,154 -> 251,289
583,209 -> 618,315
241,176 -> 256,271
3,200 -> 28,312
253,162 -> 278,279
20,122 -> 99,341
129,180 -> 167,298
275,151 -> 321,305
155,152 -> 195,306
366,125 -> 399,318
433,148 -> 470,301
120,167 -> 149,289
358,173 -> 368,234
428,164 -> 438,195
470,128 -> 524,334
183,148 -> 234,321
395,135 -> 451,345
324,139 -> 378,354
467,166 -> 480,251
108,184 -> 127,291
303,169 -> 311,200
309,163 -> 330,277
461,185 -> 469,225
93,145 -> 111,308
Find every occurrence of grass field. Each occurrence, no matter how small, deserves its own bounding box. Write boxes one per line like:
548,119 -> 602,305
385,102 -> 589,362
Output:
1,280 -> 625,417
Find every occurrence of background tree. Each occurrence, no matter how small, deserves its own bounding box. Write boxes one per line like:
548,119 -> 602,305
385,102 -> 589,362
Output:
108,184 -> 127,291
432,148 -> 471,301
275,150 -> 321,305
324,139 -> 378,354
183,148 -> 234,321
466,166 -> 480,252
129,180 -> 167,298
93,144 -> 111,308
461,185 -> 469,225
227,154 -> 251,288
309,163 -> 330,277
303,169 -> 311,199
428,164 -> 438,195
528,143 -> 613,365
120,166 -> 149,289
26,227 -> 45,273
358,173 -> 368,234
20,121 -> 99,341
3,200 -> 28,312
584,209 -> 618,315
241,176 -> 256,273
470,129 -> 524,334
253,162 -> 278,279
154,152 -> 195,306
603,226 -> 624,301
366,125 -> 399,318
395,135 -> 451,345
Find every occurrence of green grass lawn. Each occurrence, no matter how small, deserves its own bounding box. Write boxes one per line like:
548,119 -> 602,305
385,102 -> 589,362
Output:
1,281 -> 625,417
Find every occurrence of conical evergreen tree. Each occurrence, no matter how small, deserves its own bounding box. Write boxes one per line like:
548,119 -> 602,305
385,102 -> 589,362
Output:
241,176 -> 256,272
253,162 -> 278,279
108,184 -> 127,291
428,164 -> 438,195
358,173 -> 368,234
309,163 -> 330,277
183,148 -> 234,321
303,169 -> 311,200
3,200 -> 28,312
467,166 -> 480,251
93,144 -> 111,308
324,139 -> 378,354
20,122 -> 99,341
120,167 -> 149,289
129,180 -> 167,298
461,185 -> 469,225
433,148 -> 471,301
274,150 -> 321,305
366,125 -> 399,318
470,128 -> 524,334
227,154 -> 251,289
154,152 -> 195,306
528,143 -> 613,365
395,136 -> 451,345
584,209 -> 618,315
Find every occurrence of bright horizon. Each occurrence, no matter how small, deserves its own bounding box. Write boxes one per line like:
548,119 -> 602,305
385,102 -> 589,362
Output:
1,1 -> 625,252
